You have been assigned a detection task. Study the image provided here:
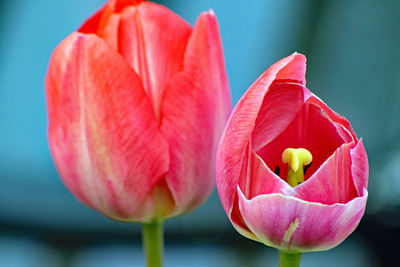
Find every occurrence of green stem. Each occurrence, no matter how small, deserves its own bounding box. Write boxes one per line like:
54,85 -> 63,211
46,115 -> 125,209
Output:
278,250 -> 301,267
142,220 -> 164,267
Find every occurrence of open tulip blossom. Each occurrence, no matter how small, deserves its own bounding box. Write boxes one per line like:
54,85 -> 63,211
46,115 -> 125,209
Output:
216,53 -> 368,266
45,0 -> 231,266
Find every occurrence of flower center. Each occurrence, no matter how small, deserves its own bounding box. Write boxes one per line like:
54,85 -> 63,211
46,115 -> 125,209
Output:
282,148 -> 312,187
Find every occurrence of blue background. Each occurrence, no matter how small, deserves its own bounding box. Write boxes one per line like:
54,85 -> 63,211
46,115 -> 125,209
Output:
1,0 -> 400,266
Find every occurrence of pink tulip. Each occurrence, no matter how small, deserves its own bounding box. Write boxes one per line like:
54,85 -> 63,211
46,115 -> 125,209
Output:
216,53 -> 368,252
46,0 -> 231,222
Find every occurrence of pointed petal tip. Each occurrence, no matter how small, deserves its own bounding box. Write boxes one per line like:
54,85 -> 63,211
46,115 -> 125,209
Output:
274,52 -> 307,85
287,52 -> 307,69
197,8 -> 218,23
289,52 -> 306,65
291,51 -> 306,58
206,8 -> 216,16
293,52 -> 306,64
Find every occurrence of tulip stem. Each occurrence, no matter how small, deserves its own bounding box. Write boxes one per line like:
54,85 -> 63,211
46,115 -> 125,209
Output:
278,250 -> 301,267
142,220 -> 164,267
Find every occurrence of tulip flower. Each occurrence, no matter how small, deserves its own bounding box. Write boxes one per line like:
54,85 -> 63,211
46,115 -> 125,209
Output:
216,53 -> 368,266
46,0 -> 231,266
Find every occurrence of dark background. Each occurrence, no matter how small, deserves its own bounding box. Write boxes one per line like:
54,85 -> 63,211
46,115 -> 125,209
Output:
1,0 -> 399,266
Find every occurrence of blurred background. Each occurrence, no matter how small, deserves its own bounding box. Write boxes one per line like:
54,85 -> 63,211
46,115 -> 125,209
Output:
0,0 -> 399,266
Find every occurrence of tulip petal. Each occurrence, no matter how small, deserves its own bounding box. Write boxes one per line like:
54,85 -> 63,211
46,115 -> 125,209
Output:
80,1 -> 192,121
350,139 -> 369,195
78,1 -> 121,50
161,11 -> 231,216
46,33 -> 169,221
237,187 -> 368,252
335,123 -> 354,143
252,82 -> 312,152
274,53 -> 307,85
229,190 -> 259,242
79,0 -> 146,38
256,101 -> 346,182
117,2 -> 192,120
216,53 -> 307,218
114,0 -> 146,11
308,95 -> 357,141
238,143 -> 295,199
294,143 -> 358,204
78,7 -> 106,34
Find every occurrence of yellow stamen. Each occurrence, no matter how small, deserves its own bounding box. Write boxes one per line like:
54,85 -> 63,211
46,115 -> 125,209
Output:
282,148 -> 312,187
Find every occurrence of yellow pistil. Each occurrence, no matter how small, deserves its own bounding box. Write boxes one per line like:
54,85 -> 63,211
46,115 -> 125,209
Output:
282,148 -> 312,187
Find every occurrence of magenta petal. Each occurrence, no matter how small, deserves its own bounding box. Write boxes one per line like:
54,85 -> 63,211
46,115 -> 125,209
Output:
160,11 -> 231,216
350,139 -> 369,195
308,95 -> 357,141
294,143 -> 358,204
237,187 -> 368,252
238,144 -> 295,199
257,101 -> 347,182
335,123 -> 354,143
216,53 -> 306,217
252,83 -> 312,152
274,53 -> 307,85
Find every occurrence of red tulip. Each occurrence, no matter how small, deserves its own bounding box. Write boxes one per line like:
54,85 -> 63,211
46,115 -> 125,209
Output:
46,0 -> 231,222
216,53 -> 368,252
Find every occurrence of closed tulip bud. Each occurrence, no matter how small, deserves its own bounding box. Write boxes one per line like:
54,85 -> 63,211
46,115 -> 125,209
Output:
46,0 -> 231,223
